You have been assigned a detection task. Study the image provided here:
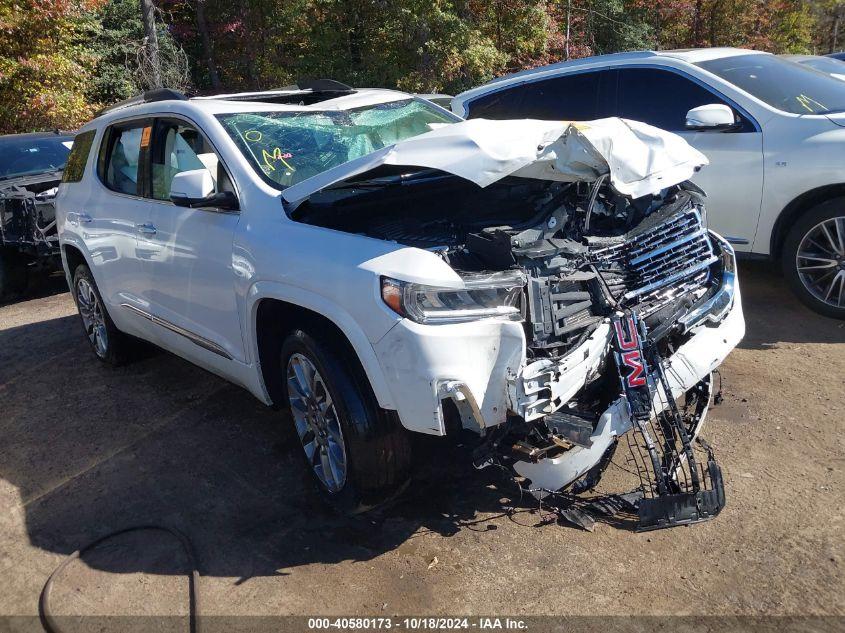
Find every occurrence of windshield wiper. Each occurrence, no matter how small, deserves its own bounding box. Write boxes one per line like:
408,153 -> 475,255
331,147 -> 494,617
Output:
328,168 -> 449,191
0,168 -> 63,182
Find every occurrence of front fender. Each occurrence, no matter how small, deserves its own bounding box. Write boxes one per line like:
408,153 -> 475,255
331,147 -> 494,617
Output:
245,280 -> 397,411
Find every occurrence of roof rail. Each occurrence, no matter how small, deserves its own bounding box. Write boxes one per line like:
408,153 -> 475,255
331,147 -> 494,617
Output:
99,88 -> 188,115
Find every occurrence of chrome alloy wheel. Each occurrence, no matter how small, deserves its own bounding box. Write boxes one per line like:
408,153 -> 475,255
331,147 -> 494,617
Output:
796,216 -> 845,309
286,353 -> 348,493
76,277 -> 108,357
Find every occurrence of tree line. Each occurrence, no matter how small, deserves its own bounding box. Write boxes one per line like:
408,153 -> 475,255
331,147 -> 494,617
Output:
1,0 -> 843,134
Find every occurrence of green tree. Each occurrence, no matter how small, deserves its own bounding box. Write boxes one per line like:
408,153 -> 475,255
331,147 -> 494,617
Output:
769,1 -> 814,53
0,0 -> 102,133
89,0 -> 190,105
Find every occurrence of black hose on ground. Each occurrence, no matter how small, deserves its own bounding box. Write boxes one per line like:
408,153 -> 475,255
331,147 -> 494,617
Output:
39,525 -> 200,633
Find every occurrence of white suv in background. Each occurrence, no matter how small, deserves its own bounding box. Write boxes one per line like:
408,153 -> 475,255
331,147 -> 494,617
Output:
454,48 -> 845,318
56,84 -> 743,529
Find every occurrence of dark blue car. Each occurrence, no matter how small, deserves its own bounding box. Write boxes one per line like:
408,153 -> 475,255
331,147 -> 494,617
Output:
0,131 -> 75,299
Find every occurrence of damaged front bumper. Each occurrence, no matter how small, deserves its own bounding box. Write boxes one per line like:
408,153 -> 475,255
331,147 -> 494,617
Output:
513,275 -> 743,491
374,232 -> 742,438
513,232 -> 743,494
374,233 -> 742,528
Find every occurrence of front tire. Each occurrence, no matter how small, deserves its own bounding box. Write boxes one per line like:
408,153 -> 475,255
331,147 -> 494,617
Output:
279,329 -> 411,514
71,264 -> 134,365
783,199 -> 845,319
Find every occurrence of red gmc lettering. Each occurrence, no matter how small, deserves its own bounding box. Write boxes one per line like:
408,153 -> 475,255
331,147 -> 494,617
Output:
621,350 -> 646,387
613,316 -> 639,351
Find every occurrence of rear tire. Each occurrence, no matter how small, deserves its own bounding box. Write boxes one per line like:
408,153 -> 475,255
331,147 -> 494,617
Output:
71,264 -> 134,365
0,250 -> 29,301
279,328 -> 411,514
782,199 -> 845,320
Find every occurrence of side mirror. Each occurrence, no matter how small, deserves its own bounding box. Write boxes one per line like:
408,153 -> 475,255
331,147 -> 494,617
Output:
169,169 -> 239,211
685,104 -> 738,131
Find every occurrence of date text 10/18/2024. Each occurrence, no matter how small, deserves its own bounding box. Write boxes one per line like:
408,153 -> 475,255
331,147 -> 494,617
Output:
307,618 -> 528,630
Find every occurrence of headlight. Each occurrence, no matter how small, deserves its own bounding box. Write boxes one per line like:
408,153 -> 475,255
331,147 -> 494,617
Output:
381,271 -> 525,324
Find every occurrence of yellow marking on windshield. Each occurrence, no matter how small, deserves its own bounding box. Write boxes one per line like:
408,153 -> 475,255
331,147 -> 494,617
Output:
261,147 -> 294,172
796,94 -> 827,113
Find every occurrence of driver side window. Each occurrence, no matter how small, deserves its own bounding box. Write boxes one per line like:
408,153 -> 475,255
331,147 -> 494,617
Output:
150,120 -> 234,201
614,68 -> 755,132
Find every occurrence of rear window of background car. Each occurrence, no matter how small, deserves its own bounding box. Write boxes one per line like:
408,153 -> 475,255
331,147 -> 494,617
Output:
62,130 -> 96,183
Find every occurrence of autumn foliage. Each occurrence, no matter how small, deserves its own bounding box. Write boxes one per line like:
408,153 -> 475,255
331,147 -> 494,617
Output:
0,1 -> 105,133
0,0 -> 843,134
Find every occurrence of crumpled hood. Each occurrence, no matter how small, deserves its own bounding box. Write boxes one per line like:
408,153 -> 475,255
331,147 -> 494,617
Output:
281,117 -> 708,207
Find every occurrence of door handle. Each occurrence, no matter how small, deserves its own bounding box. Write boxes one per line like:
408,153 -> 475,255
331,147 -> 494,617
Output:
135,222 -> 157,236
67,212 -> 92,225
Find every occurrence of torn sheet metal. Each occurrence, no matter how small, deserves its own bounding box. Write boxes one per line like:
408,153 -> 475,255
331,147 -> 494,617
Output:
282,117 -> 708,207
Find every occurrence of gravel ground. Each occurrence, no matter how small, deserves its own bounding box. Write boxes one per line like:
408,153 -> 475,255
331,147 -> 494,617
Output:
0,261 -> 843,625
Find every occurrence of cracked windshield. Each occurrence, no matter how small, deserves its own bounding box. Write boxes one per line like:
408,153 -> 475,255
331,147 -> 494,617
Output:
217,98 -> 457,188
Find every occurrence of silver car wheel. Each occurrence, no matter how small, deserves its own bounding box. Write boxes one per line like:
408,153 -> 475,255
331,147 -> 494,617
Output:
286,352 -> 348,493
796,215 -> 845,309
76,277 -> 109,357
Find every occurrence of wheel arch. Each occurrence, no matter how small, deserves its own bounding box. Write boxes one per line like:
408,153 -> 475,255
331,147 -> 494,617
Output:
770,184 -> 845,261
249,290 -> 396,412
61,242 -> 88,283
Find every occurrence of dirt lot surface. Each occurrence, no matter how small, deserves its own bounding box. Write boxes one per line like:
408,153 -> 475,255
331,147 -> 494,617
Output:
0,262 -> 843,624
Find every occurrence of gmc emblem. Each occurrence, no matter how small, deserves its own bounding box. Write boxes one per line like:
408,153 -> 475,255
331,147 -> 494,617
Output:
613,315 -> 647,388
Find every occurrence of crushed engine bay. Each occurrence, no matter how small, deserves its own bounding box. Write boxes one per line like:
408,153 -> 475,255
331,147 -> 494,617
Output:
0,174 -> 61,257
289,117 -> 741,530
294,167 -> 736,529
295,169 -> 722,357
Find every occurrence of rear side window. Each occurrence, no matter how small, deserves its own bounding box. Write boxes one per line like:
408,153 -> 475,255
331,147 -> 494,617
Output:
101,124 -> 148,196
614,68 -> 754,131
466,88 -> 526,118
518,71 -> 609,121
62,130 -> 96,183
467,70 -> 615,122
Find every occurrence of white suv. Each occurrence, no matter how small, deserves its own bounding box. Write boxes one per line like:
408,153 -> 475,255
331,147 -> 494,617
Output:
57,84 -> 743,528
454,48 -> 845,319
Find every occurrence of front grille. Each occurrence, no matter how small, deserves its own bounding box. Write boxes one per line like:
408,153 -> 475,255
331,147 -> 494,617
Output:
594,208 -> 717,310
